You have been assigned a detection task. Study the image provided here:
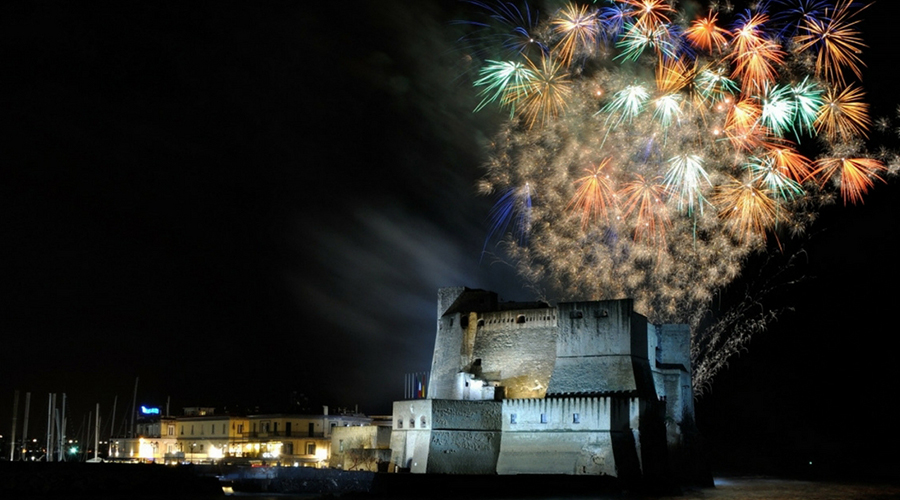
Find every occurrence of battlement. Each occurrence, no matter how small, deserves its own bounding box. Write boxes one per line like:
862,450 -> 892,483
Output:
477,308 -> 558,329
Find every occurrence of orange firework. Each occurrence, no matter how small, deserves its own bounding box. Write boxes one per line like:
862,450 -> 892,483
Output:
517,53 -> 572,129
568,158 -> 617,230
620,174 -> 670,245
655,56 -> 692,94
794,0 -> 868,85
764,144 -> 813,184
551,3 -> 599,68
714,176 -> 777,242
814,84 -> 871,141
731,38 -> 785,91
730,12 -> 769,56
810,156 -> 886,205
619,0 -> 675,33
685,11 -> 728,53
725,98 -> 764,151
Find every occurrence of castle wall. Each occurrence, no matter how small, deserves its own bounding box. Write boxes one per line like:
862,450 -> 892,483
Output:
548,300 -> 653,396
429,295 -> 557,400
390,400 -> 501,474
471,309 -> 557,399
497,398 -> 637,476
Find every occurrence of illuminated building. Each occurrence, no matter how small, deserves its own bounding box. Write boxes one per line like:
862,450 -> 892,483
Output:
239,411 -> 372,467
174,411 -> 250,463
390,287 -> 701,481
108,412 -> 178,462
329,416 -> 393,471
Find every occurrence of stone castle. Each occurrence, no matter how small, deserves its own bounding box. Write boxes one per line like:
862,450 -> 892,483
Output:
390,287 -> 701,481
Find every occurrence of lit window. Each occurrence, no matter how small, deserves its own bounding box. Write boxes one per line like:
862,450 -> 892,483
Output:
306,442 -> 316,455
339,440 -> 344,453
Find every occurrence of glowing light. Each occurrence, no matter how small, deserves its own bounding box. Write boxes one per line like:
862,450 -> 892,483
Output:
138,438 -> 154,460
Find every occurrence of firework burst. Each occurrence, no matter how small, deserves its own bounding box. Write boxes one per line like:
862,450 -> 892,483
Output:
466,0 -> 891,383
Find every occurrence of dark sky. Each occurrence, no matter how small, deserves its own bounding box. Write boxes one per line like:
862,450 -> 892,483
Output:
3,0 -> 900,475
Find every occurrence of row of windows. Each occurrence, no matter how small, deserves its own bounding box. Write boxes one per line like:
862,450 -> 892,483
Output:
509,413 -> 581,424
397,413 -> 584,427
180,423 -> 229,435
451,315 -> 557,328
396,415 -> 427,429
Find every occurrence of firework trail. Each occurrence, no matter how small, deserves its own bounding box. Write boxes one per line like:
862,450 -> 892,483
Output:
464,0 -> 892,383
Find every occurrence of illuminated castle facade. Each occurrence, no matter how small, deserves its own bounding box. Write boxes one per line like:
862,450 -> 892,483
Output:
390,287 -> 700,480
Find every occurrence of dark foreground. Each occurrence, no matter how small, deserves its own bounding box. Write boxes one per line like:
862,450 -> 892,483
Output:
0,461 -> 222,497
3,462 -> 900,499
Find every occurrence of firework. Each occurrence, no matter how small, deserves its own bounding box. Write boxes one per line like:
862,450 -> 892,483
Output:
517,53 -> 572,128
810,156 -> 886,205
473,60 -> 536,115
551,3 -> 599,67
685,11 -> 729,53
793,0 -> 868,85
568,158 -> 616,229
467,1 -> 890,380
620,174 -> 670,245
814,83 -> 871,141
715,176 -> 778,242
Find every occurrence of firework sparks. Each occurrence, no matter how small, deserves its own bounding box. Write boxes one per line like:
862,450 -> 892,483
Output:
620,174 -> 670,245
685,11 -> 729,53
551,3 -> 599,67
814,83 -> 871,141
810,156 -> 886,205
715,176 -> 778,242
473,60 -> 536,115
517,53 -> 572,128
568,158 -> 617,230
466,1 -> 891,377
793,0 -> 868,85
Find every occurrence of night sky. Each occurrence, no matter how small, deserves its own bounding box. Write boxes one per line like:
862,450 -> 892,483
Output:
3,0 -> 900,476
